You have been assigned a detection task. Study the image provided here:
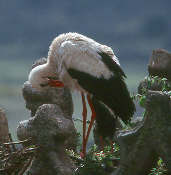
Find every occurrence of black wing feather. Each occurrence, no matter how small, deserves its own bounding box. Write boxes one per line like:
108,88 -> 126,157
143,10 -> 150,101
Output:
91,96 -> 116,140
98,51 -> 126,78
67,68 -> 135,123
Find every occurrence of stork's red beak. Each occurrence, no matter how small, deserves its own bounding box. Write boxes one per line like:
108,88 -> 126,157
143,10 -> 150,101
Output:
48,79 -> 64,88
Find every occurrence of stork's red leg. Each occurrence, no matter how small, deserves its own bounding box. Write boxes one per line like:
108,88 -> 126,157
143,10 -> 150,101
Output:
85,94 -> 96,145
81,92 -> 87,158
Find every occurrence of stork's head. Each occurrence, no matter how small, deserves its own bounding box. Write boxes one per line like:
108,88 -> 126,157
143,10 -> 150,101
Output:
28,63 -> 64,91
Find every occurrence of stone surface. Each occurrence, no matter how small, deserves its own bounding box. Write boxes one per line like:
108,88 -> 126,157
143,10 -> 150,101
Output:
22,81 -> 73,118
0,109 -> 9,143
148,49 -> 171,81
22,57 -> 73,118
19,104 -> 77,175
17,58 -> 78,174
111,90 -> 171,175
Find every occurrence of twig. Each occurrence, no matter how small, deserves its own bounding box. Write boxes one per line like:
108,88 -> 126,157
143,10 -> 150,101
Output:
2,138 -> 31,146
73,117 -> 91,124
18,155 -> 34,175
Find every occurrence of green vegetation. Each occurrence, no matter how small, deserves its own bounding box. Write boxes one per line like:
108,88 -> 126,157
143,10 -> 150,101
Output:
150,158 -> 167,175
132,76 -> 171,108
67,143 -> 120,175
68,144 -> 167,175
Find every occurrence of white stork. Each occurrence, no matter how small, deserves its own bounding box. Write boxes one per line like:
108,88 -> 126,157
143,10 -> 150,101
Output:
28,32 -> 135,157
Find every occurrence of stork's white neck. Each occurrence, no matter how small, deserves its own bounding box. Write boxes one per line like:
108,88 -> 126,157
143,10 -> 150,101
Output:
28,62 -> 57,90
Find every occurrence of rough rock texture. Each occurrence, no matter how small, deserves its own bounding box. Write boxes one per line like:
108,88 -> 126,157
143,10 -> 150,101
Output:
0,109 -> 9,143
22,81 -> 73,118
112,49 -> 171,175
112,47 -> 171,175
22,57 -> 73,118
17,58 -> 77,174
111,90 -> 171,175
148,49 -> 171,81
18,104 -> 77,175
0,108 -> 10,171
18,82 -> 77,175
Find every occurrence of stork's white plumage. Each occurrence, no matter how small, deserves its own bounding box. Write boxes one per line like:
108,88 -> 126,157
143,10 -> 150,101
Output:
29,33 -> 118,90
28,32 -> 135,157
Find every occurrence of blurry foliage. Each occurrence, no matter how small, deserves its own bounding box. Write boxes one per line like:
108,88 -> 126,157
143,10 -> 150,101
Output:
68,143 -> 167,174
67,143 -> 120,175
132,76 -> 171,109
149,158 -> 167,175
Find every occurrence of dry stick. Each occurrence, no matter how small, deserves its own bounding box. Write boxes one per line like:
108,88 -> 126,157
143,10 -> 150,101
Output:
4,149 -> 21,168
18,155 -> 34,175
2,138 -> 31,145
0,152 -> 10,159
2,137 -> 31,160
2,147 -> 36,174
0,145 -> 10,162
73,117 -> 90,123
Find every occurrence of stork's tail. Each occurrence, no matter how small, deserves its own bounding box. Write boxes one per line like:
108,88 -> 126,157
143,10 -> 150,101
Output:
91,96 -> 116,140
105,77 -> 136,123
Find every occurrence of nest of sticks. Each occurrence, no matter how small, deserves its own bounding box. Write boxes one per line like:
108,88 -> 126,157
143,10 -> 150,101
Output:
0,135 -> 37,175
